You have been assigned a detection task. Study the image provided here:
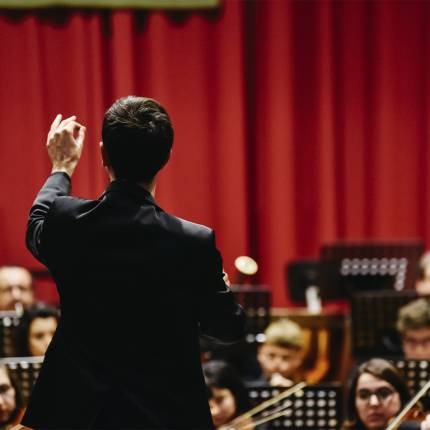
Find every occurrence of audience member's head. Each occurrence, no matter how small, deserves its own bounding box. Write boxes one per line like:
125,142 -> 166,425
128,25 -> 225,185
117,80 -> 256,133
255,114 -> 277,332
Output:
0,266 -> 34,312
203,360 -> 250,428
15,303 -> 59,357
0,365 -> 22,428
344,358 -> 411,430
397,298 -> 430,359
101,96 -> 174,184
257,318 -> 304,386
416,251 -> 430,295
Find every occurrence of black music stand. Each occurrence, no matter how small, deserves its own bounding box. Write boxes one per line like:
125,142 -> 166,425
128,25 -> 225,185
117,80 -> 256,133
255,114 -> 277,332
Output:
0,356 -> 43,404
285,260 -> 321,304
201,286 -> 271,380
350,290 -> 419,358
246,384 -> 343,430
230,285 -> 271,343
391,359 -> 430,410
320,240 -> 423,299
0,311 -> 21,357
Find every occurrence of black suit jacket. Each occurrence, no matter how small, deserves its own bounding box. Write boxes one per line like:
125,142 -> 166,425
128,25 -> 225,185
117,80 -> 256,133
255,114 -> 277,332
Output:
23,172 -> 246,429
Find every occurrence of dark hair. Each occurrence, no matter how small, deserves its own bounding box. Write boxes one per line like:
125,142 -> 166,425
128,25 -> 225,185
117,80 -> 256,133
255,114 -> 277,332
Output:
15,303 -> 59,356
102,96 -> 174,183
344,358 -> 411,429
203,360 -> 250,417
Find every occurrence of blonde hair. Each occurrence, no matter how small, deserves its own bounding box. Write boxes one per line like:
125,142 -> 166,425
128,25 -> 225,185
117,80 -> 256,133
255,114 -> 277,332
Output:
264,318 -> 304,350
397,298 -> 430,333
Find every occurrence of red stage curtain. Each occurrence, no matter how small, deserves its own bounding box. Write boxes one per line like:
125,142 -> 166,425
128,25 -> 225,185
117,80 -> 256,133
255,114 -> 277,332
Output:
1,1 -> 429,307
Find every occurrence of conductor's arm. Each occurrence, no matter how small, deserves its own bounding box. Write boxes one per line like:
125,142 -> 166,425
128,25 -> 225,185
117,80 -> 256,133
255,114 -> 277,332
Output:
26,115 -> 85,263
197,232 -> 246,345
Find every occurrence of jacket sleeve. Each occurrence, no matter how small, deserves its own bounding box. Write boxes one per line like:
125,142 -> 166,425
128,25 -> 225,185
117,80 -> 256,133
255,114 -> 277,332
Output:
197,231 -> 247,345
26,172 -> 71,264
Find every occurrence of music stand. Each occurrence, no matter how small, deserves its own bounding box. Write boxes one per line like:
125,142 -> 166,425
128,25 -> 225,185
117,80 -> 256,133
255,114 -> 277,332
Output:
285,260 -> 321,304
231,285 -> 271,343
391,359 -> 430,410
246,384 -> 343,430
320,240 -> 423,299
0,311 -> 21,357
202,286 -> 271,380
350,290 -> 419,358
0,356 -> 43,404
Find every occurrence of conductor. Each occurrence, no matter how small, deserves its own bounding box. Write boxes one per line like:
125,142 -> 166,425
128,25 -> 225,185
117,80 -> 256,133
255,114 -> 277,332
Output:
23,96 -> 246,429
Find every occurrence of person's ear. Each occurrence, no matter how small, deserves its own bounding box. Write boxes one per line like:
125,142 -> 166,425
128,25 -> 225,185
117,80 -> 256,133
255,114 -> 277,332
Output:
100,142 -> 109,167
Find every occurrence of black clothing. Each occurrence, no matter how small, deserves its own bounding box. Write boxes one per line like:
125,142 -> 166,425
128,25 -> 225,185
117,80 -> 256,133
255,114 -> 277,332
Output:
23,173 -> 246,429
344,421 -> 421,429
399,422 -> 421,430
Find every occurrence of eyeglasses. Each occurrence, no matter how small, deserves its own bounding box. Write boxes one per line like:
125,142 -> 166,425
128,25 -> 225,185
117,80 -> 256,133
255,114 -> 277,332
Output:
357,387 -> 396,403
0,285 -> 31,295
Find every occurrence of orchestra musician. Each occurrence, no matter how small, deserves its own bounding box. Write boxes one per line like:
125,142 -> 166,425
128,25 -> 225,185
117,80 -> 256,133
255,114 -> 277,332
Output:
252,318 -> 305,387
23,96 -> 246,429
0,267 -> 34,312
415,252 -> 430,295
397,299 -> 430,360
203,360 -> 251,429
343,358 -> 430,430
14,303 -> 59,357
0,364 -> 23,430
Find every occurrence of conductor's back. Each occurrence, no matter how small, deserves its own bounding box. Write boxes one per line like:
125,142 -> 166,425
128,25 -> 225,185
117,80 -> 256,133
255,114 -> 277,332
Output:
23,97 -> 246,429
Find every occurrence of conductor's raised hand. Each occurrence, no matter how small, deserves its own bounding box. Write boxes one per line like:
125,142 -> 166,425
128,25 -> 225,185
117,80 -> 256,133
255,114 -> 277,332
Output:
47,114 -> 86,178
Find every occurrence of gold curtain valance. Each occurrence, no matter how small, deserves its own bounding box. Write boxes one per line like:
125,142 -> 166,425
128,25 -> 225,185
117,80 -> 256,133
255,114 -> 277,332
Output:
0,0 -> 219,8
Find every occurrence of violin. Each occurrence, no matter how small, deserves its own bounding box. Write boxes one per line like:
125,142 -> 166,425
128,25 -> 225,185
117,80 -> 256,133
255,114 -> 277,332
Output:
386,378 -> 430,430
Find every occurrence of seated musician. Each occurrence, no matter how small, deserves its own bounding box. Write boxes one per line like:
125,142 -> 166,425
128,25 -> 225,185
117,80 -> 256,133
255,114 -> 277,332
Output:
0,266 -> 34,312
415,252 -> 430,295
397,298 -> 430,360
203,360 -> 251,429
14,303 -> 59,357
344,358 -> 430,430
252,318 -> 305,387
0,364 -> 23,429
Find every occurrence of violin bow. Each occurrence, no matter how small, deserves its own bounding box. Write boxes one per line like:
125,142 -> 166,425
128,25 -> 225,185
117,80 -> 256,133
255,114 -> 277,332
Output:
219,381 -> 307,430
385,378 -> 430,430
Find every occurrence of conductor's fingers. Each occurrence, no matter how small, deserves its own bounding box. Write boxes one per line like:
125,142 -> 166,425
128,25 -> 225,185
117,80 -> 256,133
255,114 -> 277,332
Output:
50,114 -> 62,132
62,120 -> 84,134
57,115 -> 77,130
76,126 -> 86,146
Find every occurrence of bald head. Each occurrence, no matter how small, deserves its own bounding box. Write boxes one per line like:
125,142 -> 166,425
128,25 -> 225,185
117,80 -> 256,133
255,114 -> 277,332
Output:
0,266 -> 34,311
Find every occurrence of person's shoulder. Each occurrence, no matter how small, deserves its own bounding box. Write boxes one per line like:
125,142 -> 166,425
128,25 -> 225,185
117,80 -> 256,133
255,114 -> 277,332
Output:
50,195 -> 101,221
160,211 -> 213,241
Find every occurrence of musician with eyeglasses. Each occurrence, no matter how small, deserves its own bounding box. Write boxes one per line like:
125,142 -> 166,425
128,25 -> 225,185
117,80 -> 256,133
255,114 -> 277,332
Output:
343,358 -> 430,430
0,266 -> 34,313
